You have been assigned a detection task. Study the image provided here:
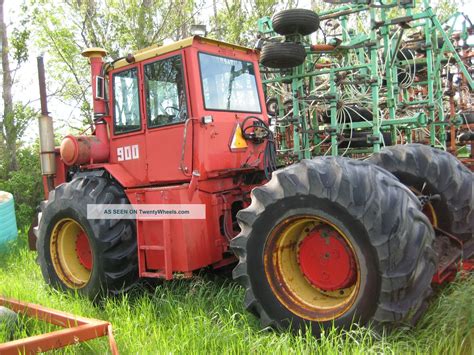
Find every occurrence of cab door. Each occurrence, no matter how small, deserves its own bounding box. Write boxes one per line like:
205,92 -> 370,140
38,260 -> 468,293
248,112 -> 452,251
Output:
142,51 -> 192,184
109,64 -> 148,185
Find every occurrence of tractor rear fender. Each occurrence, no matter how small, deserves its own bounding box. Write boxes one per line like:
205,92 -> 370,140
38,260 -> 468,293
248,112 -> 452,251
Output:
81,164 -> 142,188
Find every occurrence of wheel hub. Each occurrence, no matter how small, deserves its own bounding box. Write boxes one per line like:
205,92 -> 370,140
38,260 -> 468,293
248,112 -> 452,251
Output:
264,215 -> 361,321
298,226 -> 356,291
75,231 -> 92,270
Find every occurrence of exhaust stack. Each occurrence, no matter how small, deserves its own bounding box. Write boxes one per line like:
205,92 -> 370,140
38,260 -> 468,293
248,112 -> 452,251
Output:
37,56 -> 56,190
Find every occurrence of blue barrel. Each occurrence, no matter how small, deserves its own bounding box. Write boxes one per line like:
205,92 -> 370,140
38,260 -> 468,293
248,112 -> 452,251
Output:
0,191 -> 18,250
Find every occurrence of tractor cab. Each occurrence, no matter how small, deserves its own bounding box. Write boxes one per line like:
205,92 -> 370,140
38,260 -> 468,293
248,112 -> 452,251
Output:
95,36 -> 268,187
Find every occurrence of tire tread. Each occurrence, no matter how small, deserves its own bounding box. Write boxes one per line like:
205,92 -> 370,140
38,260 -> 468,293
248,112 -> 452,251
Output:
231,156 -> 436,331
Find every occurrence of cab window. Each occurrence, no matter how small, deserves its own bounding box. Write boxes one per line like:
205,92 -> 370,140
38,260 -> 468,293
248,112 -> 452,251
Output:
144,55 -> 187,128
113,68 -> 141,134
199,52 -> 261,113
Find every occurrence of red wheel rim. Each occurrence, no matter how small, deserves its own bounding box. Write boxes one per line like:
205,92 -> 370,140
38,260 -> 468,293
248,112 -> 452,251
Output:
298,226 -> 356,291
76,231 -> 93,270
264,215 -> 361,321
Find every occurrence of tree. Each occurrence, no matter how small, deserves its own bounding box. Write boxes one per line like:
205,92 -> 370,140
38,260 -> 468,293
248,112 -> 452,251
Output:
0,0 -> 14,171
209,0 -> 296,46
30,0 -> 200,129
0,0 -> 35,175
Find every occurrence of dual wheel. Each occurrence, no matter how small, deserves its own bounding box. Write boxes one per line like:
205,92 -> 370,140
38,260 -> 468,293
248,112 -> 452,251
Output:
231,144 -> 473,334
260,9 -> 319,69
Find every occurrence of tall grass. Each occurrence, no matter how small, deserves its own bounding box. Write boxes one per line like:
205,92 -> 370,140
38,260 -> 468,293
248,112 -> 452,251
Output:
0,235 -> 472,354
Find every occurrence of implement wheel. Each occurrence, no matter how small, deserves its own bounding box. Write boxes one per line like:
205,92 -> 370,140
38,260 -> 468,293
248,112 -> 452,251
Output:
37,176 -> 138,299
272,9 -> 320,36
260,42 -> 307,69
368,144 -> 473,240
231,157 -> 435,334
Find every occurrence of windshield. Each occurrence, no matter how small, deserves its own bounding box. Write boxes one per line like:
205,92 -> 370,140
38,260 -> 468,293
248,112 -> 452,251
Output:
199,53 -> 261,113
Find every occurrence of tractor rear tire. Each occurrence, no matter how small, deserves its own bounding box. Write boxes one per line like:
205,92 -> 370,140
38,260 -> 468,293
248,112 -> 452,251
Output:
231,157 -> 436,334
272,9 -> 320,36
37,176 -> 138,299
260,42 -> 306,69
367,144 -> 473,240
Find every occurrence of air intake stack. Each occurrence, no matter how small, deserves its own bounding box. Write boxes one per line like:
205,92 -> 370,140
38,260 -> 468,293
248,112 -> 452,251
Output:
81,47 -> 108,117
59,48 -> 110,166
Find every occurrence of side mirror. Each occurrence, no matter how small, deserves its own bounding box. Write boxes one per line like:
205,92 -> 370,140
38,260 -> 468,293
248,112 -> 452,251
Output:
95,76 -> 105,99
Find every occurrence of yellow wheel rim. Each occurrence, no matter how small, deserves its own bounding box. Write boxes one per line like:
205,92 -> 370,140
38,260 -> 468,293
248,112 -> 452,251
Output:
264,215 -> 361,322
50,218 -> 93,289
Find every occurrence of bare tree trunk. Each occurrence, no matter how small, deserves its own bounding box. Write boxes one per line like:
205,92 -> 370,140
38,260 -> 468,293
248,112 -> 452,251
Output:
137,0 -> 153,48
0,0 -> 17,172
213,0 -> 219,39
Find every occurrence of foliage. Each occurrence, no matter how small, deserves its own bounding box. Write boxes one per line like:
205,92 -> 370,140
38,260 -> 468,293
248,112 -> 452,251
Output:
0,103 -> 37,179
10,4 -> 31,65
435,0 -> 465,22
0,235 -> 473,353
29,0 -> 202,127
1,104 -> 36,154
209,0 -> 298,46
0,144 -> 43,229
0,1 -> 36,175
10,28 -> 30,65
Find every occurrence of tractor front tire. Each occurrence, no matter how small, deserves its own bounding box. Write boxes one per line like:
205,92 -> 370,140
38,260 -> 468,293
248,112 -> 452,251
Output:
368,144 -> 473,240
231,157 -> 436,334
37,176 -> 138,299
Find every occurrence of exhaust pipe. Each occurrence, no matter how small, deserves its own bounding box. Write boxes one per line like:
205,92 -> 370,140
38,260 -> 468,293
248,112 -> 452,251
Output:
37,56 -> 56,191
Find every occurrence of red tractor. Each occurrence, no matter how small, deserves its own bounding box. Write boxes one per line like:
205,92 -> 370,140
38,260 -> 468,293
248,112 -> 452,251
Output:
32,34 -> 473,335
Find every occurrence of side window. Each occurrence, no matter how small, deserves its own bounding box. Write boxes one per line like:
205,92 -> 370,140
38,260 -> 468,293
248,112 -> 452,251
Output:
113,68 -> 141,134
144,55 -> 187,128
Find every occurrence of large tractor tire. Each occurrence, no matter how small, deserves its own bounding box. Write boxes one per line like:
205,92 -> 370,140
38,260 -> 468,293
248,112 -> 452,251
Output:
260,42 -> 307,69
272,9 -> 320,36
367,144 -> 473,240
231,157 -> 436,334
37,176 -> 138,299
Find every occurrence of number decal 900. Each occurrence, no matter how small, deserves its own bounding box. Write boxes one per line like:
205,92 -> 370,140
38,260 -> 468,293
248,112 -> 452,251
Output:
117,145 -> 139,161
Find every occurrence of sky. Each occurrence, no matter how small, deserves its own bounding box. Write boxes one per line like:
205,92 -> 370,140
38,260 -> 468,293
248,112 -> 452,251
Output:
4,0 -> 474,143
